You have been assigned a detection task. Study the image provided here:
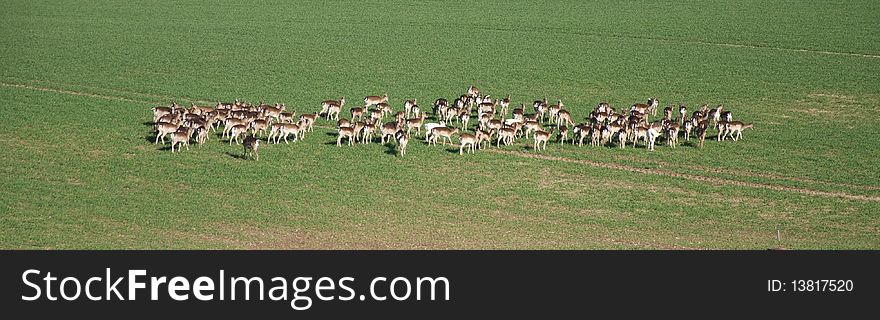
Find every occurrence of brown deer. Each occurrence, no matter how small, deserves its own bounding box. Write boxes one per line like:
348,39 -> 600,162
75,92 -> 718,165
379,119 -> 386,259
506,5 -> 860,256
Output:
722,121 -> 753,141
350,106 -> 365,121
429,127 -> 458,146
381,121 -> 401,144
406,114 -> 425,136
364,93 -> 388,107
337,126 -> 356,147
299,114 -> 317,132
533,127 -> 553,152
475,129 -> 492,149
242,136 -> 260,160
170,127 -> 192,153
404,99 -> 417,118
458,133 -> 477,155
154,122 -> 179,144
228,124 -> 248,145
496,127 -> 515,146
396,130 -> 409,157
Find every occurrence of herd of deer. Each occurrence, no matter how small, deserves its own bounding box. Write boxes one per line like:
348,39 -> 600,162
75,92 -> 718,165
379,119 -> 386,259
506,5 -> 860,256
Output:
149,85 -> 753,159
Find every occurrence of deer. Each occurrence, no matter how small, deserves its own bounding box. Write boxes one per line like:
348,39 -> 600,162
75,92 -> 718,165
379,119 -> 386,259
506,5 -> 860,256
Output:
157,113 -> 182,125
396,130 -> 409,157
647,98 -> 659,116
195,126 -> 208,146
557,125 -> 569,145
631,102 -> 649,116
616,126 -> 629,149
573,124 -> 590,146
458,133 -> 477,155
499,95 -> 510,117
548,100 -> 563,123
326,103 -> 342,121
722,121 -> 752,141
250,119 -> 269,137
263,104 -> 284,122
467,85 -> 480,98
222,118 -> 245,138
337,126 -> 355,147
350,106 -> 365,121
600,125 -> 614,146
433,98 -> 448,117
410,105 -> 421,119
279,111 -> 297,124
631,126 -> 649,148
337,118 -> 351,129
475,129 -> 492,149
695,119 -> 709,148
362,122 -> 376,143
512,104 -> 524,121
369,108 -> 384,125
678,104 -> 688,126
299,114 -> 317,132
590,125 -> 602,147
268,123 -> 285,144
169,127 -> 192,153
152,106 -> 173,123
523,120 -> 542,139
716,119 -> 730,141
485,119 -> 503,137
459,111 -> 470,130
404,99 -> 417,118
720,110 -> 732,122
507,120 -> 525,138
556,109 -> 574,128
533,127 -> 553,152
154,122 -> 179,144
683,119 -> 694,142
394,111 -> 406,125
380,121 -> 401,144
708,105 -> 724,125
663,106 -> 673,121
429,127 -> 458,146
377,102 -> 393,119
228,124 -> 248,145
646,125 -> 662,151
406,113 -> 425,136
533,98 -> 548,123
280,123 -> 302,144
444,106 -> 459,123
242,136 -> 260,160
424,121 -> 446,140
667,123 -> 680,148
320,97 -> 345,116
595,102 -> 611,114
496,127 -> 515,147
364,93 -> 388,107
351,121 -> 365,142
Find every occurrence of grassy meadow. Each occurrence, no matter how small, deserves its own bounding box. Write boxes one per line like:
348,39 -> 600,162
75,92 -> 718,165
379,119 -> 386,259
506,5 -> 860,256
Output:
1,0 -> 879,249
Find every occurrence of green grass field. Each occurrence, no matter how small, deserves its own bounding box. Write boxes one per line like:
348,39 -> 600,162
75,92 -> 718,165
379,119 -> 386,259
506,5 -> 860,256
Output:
1,0 -> 878,249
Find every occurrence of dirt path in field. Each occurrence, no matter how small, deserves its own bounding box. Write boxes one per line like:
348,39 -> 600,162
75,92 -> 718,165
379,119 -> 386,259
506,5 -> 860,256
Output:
486,149 -> 880,202
4,78 -> 878,202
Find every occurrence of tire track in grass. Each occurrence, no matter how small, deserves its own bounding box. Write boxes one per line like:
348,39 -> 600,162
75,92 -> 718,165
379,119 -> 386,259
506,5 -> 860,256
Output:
465,25 -> 880,59
485,149 -> 880,203
0,82 -> 152,104
4,79 -> 878,202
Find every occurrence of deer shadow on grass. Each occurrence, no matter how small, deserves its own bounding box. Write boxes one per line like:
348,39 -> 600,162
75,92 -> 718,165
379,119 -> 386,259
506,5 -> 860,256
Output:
225,151 -> 247,160
384,143 -> 398,156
